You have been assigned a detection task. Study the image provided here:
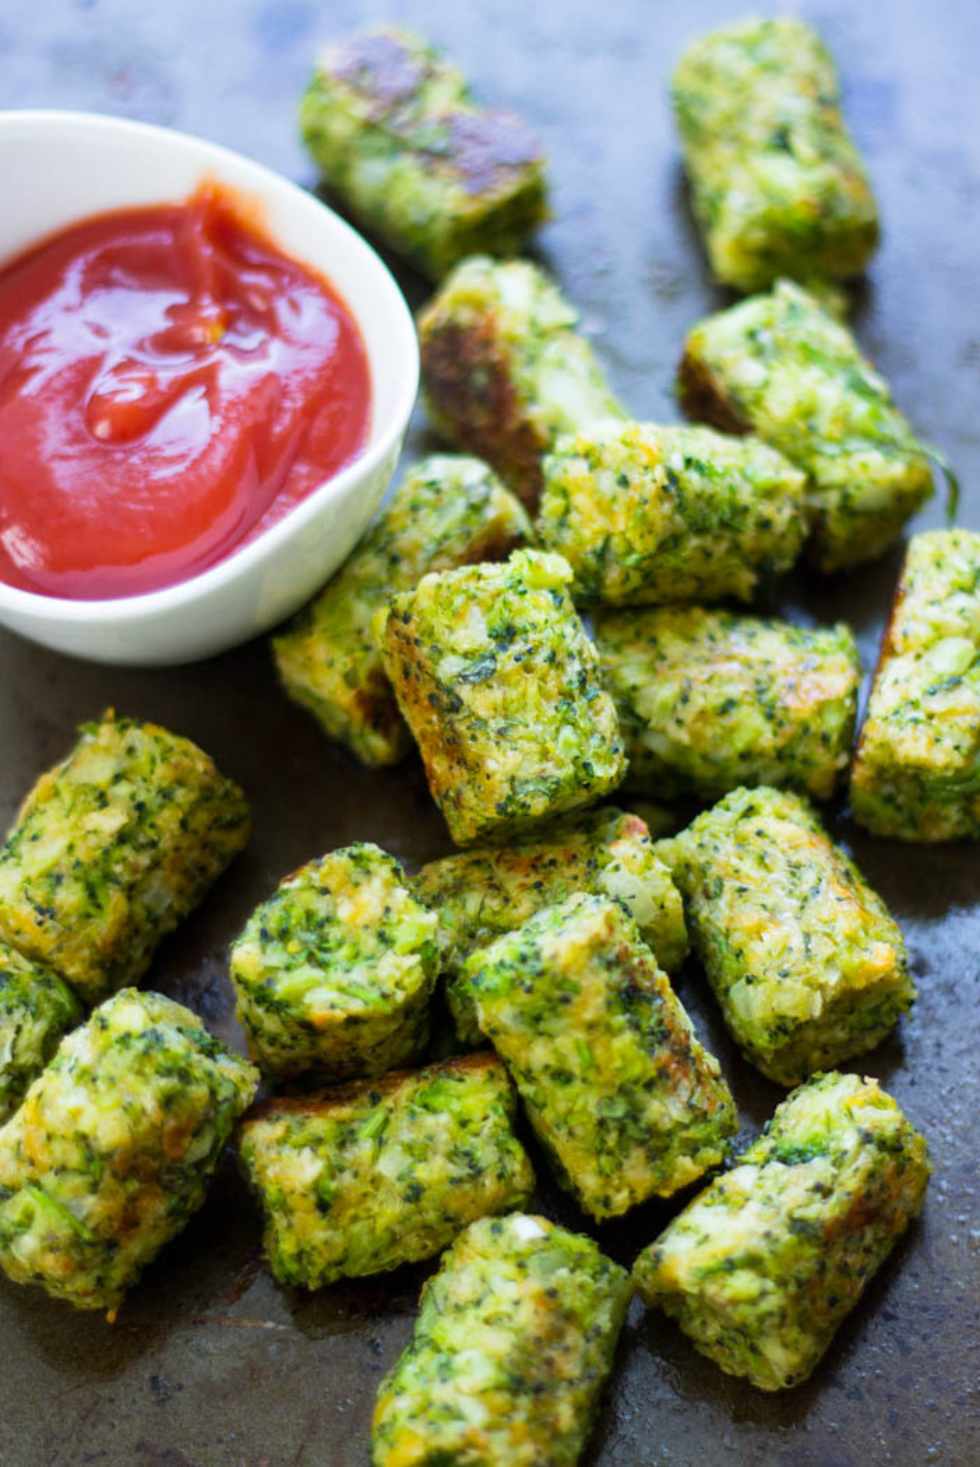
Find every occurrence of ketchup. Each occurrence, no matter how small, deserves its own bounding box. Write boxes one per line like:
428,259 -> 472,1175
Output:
0,185 -> 372,600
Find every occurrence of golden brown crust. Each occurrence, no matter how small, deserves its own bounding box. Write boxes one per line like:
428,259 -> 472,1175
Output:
442,112 -> 542,196
349,671 -> 407,755
327,33 -> 540,195
421,315 -> 545,507
330,32 -> 427,110
242,1051 -> 501,1124
676,348 -> 751,436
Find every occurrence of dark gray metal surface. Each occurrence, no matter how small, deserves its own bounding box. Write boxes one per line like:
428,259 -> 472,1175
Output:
0,2 -> 978,1463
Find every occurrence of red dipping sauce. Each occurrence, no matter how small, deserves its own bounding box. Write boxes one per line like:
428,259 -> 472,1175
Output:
0,185 -> 372,600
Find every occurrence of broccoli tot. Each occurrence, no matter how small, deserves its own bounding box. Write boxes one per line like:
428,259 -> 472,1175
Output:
538,421 -> 807,605
462,894 -> 735,1219
672,18 -> 878,292
679,280 -> 936,572
0,943 -> 82,1123
851,529 -> 980,841
633,1072 -> 930,1390
272,454 -> 531,767
597,606 -> 860,801
230,843 -> 438,1083
663,786 -> 914,1085
372,1213 -> 631,1466
239,1053 -> 534,1289
418,256 -> 626,506
0,712 -> 250,1005
413,805 -> 687,1047
0,989 -> 258,1315
301,28 -> 548,280
381,549 -> 626,846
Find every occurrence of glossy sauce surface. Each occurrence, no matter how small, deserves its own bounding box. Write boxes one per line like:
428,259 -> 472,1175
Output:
0,187 -> 371,599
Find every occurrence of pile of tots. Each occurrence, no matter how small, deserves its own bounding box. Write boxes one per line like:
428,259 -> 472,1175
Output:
1,17 -> 977,1466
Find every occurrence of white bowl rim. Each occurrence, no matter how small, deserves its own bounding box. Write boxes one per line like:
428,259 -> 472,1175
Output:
0,108 -> 419,626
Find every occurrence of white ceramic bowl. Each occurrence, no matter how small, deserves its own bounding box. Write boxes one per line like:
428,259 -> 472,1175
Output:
0,110 -> 419,665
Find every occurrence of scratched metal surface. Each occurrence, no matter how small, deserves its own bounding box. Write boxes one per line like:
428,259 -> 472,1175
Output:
0,1 -> 978,1464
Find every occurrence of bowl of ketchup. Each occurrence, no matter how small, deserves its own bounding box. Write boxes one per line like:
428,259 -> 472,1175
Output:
0,110 -> 418,665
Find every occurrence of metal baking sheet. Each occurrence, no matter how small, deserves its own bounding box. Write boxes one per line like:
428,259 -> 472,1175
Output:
0,2 -> 977,1463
